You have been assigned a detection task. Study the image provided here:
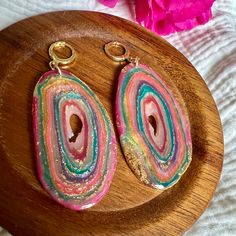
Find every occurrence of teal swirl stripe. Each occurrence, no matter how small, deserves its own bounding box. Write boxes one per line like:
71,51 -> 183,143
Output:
116,64 -> 192,189
32,69 -> 117,210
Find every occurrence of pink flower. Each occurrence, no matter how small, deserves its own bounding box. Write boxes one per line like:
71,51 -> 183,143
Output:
98,0 -> 118,8
99,0 -> 215,35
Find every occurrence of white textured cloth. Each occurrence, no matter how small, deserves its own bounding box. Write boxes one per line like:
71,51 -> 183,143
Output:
0,0 -> 236,235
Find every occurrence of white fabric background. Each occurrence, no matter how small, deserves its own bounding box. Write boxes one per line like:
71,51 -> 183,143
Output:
0,0 -> 235,235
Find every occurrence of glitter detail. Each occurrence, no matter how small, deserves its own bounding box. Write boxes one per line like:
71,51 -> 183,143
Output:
116,64 -> 192,189
33,69 -> 117,210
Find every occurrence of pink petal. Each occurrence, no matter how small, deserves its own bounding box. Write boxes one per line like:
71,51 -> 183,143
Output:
98,0 -> 119,8
154,14 -> 176,35
135,0 -> 215,35
168,0 -> 194,11
153,0 -> 166,10
152,1 -> 167,21
136,0 -> 151,23
171,0 -> 214,22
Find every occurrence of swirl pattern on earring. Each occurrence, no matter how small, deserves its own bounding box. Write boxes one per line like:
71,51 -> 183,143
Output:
33,41 -> 117,210
116,63 -> 192,189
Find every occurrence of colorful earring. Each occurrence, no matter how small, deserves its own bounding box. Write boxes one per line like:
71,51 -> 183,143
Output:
104,41 -> 192,190
32,41 -> 117,210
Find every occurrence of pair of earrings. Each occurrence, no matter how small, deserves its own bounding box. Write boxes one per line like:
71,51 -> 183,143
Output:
32,41 -> 192,210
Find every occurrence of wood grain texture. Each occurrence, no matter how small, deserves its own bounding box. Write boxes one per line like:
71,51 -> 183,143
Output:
0,11 -> 224,236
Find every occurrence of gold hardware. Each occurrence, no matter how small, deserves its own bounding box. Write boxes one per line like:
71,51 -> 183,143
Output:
48,41 -> 76,74
104,41 -> 139,66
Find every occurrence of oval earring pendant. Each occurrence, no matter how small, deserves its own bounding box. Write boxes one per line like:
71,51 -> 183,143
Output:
116,63 -> 192,189
33,69 -> 117,210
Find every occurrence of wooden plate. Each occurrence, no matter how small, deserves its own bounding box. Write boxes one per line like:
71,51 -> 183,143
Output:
0,11 -> 224,235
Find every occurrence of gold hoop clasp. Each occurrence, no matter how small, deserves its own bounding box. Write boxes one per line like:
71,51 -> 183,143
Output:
104,41 -> 130,62
48,41 -> 76,74
104,41 -> 139,66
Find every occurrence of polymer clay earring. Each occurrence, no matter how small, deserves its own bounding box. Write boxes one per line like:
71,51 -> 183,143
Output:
104,41 -> 192,190
33,41 -> 117,210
